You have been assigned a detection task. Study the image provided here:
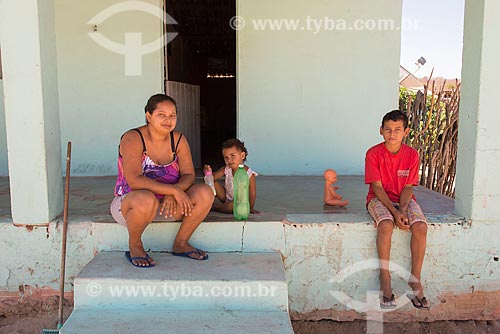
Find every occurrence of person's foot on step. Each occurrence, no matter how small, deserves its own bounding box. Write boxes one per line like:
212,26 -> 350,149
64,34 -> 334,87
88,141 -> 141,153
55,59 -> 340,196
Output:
173,241 -> 206,260
408,281 -> 429,308
380,272 -> 393,300
129,242 -> 155,267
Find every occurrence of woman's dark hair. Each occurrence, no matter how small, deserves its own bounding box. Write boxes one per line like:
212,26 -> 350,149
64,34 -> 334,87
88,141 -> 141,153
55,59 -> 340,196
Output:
381,109 -> 409,128
222,138 -> 248,161
145,94 -> 177,114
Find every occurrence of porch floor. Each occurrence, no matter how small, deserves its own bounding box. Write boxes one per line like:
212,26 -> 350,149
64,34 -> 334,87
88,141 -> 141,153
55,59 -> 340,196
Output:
0,175 -> 458,224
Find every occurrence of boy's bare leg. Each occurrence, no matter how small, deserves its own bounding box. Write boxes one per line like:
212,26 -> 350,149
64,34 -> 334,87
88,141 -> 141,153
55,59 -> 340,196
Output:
408,221 -> 428,306
377,220 -> 394,299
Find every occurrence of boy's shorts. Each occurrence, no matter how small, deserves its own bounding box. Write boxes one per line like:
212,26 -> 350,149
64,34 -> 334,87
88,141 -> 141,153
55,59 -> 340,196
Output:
367,198 -> 427,227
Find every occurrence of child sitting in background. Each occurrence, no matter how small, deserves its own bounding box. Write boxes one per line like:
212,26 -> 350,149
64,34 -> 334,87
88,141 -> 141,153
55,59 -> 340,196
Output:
204,138 -> 259,214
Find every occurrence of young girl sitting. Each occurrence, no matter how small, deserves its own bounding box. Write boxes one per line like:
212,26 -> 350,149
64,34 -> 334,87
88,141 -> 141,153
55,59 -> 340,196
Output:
204,138 -> 259,214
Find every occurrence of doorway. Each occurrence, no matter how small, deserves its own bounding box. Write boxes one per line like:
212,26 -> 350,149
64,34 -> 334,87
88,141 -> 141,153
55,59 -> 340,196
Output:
164,0 -> 236,169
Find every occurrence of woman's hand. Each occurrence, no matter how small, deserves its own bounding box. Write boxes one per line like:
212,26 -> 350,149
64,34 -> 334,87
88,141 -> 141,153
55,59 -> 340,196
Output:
172,186 -> 194,216
159,195 -> 177,218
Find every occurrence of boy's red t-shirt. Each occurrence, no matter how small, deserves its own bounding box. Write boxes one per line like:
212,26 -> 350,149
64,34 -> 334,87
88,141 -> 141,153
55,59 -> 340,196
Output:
365,142 -> 420,204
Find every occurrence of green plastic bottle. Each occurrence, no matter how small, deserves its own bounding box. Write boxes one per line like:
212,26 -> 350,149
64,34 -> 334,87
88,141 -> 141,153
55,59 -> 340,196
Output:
233,164 -> 250,220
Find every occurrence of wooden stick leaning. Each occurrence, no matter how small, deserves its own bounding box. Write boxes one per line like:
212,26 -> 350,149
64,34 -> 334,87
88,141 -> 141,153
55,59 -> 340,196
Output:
58,142 -> 72,329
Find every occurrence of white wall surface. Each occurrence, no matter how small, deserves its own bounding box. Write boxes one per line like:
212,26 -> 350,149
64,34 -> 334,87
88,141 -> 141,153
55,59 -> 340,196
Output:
0,81 -> 7,176
54,0 -> 163,175
237,0 -> 402,175
1,218 -> 498,321
2,0 -> 402,176
0,0 -> 64,223
455,0 -> 500,220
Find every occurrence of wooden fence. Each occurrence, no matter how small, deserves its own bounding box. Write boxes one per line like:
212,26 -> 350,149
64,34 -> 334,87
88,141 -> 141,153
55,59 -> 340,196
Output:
402,78 -> 460,198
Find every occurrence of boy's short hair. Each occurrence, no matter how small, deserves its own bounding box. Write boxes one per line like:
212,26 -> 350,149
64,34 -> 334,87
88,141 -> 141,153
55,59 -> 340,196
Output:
381,110 -> 409,128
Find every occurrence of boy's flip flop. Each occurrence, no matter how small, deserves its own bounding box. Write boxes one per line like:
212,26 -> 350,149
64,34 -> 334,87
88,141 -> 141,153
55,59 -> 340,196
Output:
407,294 -> 430,309
125,251 -> 155,268
172,248 -> 209,260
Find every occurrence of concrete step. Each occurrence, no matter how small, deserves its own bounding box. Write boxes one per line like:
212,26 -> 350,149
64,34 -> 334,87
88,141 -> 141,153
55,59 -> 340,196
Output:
60,308 -> 294,334
74,252 -> 288,311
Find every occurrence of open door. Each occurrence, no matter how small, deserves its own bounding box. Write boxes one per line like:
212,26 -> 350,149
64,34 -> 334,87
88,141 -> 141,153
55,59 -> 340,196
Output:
163,0 -> 236,169
165,81 -> 201,168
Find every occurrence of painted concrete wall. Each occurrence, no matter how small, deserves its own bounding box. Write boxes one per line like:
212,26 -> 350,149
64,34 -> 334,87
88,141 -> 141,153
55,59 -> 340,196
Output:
1,218 -> 499,321
0,82 -> 7,176
455,0 -> 500,221
237,0 -> 402,175
2,0 -> 401,176
1,0 -> 63,223
54,0 -> 163,175
0,1 -> 163,176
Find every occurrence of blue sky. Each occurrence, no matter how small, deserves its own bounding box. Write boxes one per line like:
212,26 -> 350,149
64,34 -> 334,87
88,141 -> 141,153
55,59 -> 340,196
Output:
400,0 -> 465,79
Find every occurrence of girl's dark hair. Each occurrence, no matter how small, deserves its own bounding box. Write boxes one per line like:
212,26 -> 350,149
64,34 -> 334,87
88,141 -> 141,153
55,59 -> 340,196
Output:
382,109 -> 409,128
222,138 -> 248,161
145,94 -> 177,114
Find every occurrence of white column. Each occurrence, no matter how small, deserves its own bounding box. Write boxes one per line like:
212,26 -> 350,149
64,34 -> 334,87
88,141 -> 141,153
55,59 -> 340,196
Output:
455,0 -> 500,220
0,0 -> 63,224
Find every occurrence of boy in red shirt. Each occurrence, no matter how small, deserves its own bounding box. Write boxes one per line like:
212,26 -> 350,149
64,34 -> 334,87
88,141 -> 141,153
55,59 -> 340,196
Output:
365,110 -> 429,309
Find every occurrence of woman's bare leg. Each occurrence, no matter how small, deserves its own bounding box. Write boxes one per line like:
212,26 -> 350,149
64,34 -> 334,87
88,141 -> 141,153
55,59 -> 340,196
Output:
172,184 -> 214,259
121,190 -> 159,266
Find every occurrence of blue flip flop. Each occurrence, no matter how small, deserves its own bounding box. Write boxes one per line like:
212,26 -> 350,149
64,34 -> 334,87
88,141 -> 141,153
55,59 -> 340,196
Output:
172,248 -> 208,260
125,251 -> 155,268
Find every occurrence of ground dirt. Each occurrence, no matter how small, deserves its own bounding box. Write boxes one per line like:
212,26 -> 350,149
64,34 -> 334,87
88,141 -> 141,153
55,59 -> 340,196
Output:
0,297 -> 73,334
293,319 -> 500,334
1,299 -> 499,334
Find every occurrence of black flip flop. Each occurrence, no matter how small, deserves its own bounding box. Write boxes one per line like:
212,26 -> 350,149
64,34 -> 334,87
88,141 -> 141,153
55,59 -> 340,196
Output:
407,294 -> 430,309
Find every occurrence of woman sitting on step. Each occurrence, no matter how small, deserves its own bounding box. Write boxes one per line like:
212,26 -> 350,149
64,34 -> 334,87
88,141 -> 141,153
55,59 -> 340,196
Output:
110,94 -> 214,267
